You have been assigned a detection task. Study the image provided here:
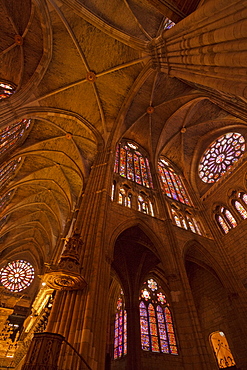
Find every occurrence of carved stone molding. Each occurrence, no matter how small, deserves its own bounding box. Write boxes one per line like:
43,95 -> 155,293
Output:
43,235 -> 86,291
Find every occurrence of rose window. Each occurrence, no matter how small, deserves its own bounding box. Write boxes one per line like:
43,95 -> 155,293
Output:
199,132 -> 245,183
0,260 -> 35,292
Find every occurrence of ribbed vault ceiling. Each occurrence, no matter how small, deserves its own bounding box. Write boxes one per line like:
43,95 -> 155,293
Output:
0,0 -> 246,275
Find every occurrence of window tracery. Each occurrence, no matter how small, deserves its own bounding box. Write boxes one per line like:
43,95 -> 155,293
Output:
232,192 -> 247,220
139,279 -> 178,355
114,141 -> 153,188
234,200 -> 247,219
199,132 -> 245,184
0,82 -> 15,100
0,260 -> 35,292
126,193 -> 132,208
158,158 -> 191,206
0,157 -> 22,191
114,291 -> 127,359
215,207 -> 237,234
170,206 -> 203,235
112,180 -> 155,217
138,193 -> 154,216
118,188 -> 126,206
0,119 -> 31,157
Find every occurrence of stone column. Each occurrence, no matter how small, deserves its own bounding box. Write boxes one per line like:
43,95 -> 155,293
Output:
125,305 -> 142,370
43,147 -> 114,370
153,0 -> 247,98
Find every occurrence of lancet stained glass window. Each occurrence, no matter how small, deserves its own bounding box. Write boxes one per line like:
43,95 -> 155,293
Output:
224,209 -> 237,228
114,291 -> 127,359
242,193 -> 247,205
0,260 -> 35,292
0,157 -> 22,191
158,158 -> 191,206
199,132 -> 245,183
233,192 -> 247,219
234,200 -> 247,219
216,215 -> 230,234
137,195 -> 154,216
171,208 -> 181,227
215,207 -> 237,234
0,82 -> 15,100
114,141 -> 153,188
139,279 -> 178,355
0,119 -> 31,157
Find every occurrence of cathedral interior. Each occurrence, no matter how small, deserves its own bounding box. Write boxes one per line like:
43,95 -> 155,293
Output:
0,0 -> 247,369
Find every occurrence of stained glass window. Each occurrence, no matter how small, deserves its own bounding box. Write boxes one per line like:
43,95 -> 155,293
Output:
234,192 -> 247,219
138,195 -> 147,214
242,193 -> 247,205
0,157 -> 22,191
114,291 -> 127,359
149,202 -> 154,217
137,195 -> 154,216
215,207 -> 237,234
193,219 -> 202,235
186,214 -> 200,234
234,200 -> 247,219
199,132 -> 245,184
158,158 -> 191,206
0,260 -> 35,292
0,119 -> 31,157
188,219 -> 196,233
0,82 -> 15,100
181,218 -> 188,230
171,208 -> 181,227
171,207 -> 202,235
216,215 -> 230,234
139,279 -> 178,355
223,209 -> 237,228
111,183 -> 115,201
210,331 -> 236,368
114,141 -> 153,188
118,188 -> 126,206
163,18 -> 175,30
127,194 -> 132,208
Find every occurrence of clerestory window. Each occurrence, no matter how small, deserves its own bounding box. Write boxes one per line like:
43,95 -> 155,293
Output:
158,158 -> 191,206
114,141 -> 153,188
